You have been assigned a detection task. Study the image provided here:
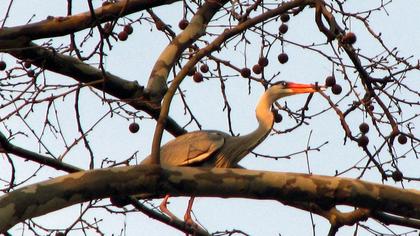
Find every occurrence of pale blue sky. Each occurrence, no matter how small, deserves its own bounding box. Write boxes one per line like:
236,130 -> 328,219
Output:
1,1 -> 419,235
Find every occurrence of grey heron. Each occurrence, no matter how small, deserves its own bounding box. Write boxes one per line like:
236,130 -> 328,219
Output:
141,81 -> 323,224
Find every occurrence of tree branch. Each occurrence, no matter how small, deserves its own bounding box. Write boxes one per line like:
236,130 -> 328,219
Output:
1,166 -> 419,232
371,211 -> 420,229
0,132 -> 82,173
0,130 -> 209,234
0,0 -> 180,41
127,198 -> 210,236
1,42 -> 186,137
145,0 -> 230,102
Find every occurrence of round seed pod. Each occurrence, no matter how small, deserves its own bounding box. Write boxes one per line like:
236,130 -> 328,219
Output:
357,135 -> 369,147
129,122 -> 140,133
359,123 -> 369,134
277,53 -> 289,64
240,67 -> 251,78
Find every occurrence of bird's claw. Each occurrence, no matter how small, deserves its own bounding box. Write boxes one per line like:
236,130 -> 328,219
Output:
159,195 -> 181,222
184,212 -> 197,228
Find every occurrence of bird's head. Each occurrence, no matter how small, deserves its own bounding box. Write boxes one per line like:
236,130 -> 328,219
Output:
269,81 -> 324,99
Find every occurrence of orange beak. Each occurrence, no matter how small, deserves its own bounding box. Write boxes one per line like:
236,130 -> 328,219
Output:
287,82 -> 324,94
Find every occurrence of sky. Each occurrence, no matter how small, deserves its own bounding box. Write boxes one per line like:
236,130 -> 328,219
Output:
1,0 -> 419,235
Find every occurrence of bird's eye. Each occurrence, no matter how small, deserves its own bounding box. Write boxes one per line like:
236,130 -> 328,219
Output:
271,81 -> 288,87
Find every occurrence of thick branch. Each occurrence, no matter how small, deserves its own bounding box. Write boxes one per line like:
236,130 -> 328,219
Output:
1,166 -> 419,232
146,0 -> 229,102
1,42 -> 186,137
0,131 -> 205,234
0,0 -> 180,41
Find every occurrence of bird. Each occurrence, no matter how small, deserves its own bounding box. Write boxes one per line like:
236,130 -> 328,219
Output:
141,81 -> 323,225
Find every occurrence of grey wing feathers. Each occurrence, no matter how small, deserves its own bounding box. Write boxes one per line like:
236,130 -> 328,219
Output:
140,131 -> 226,166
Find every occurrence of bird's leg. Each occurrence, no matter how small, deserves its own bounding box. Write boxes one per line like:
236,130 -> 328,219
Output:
184,196 -> 197,227
159,194 -> 180,221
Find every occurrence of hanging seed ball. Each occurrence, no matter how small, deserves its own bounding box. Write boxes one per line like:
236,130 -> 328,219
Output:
27,70 -> 35,77
118,31 -> 128,41
252,64 -> 263,74
280,14 -> 290,22
391,170 -> 403,181
331,84 -> 342,95
123,25 -> 133,35
240,67 -> 251,78
129,122 -> 140,133
187,66 -> 197,76
200,64 -> 209,73
258,57 -> 269,67
342,32 -> 357,44
0,60 -> 6,71
358,135 -> 369,147
325,76 -> 336,87
24,61 -> 32,68
359,122 -> 369,134
193,72 -> 204,83
368,105 -> 375,111
178,19 -> 189,30
277,53 -> 289,64
279,24 -> 288,34
272,109 -> 283,123
397,134 -> 407,145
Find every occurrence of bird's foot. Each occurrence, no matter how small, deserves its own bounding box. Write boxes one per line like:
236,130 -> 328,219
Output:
183,210 -> 199,229
159,195 -> 181,222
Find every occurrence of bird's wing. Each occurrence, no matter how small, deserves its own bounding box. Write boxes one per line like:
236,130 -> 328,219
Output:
159,130 -> 226,166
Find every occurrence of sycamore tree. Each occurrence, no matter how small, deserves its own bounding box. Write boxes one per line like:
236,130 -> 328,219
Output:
0,0 -> 419,235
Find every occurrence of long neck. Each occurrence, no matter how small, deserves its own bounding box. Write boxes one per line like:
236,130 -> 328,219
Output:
237,90 -> 276,151
217,89 -> 282,167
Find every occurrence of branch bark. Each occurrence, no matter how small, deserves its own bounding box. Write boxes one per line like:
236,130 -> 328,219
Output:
0,0 -> 180,41
0,42 -> 186,137
145,0 -> 229,102
0,132 -> 82,173
0,0 -> 188,137
1,166 -> 419,232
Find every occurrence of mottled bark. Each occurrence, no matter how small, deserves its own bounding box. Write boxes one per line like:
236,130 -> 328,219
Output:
146,0 -> 230,102
1,166 -> 419,232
